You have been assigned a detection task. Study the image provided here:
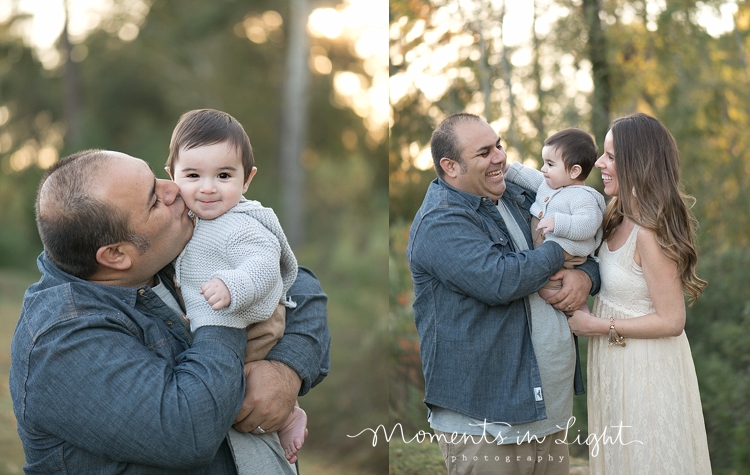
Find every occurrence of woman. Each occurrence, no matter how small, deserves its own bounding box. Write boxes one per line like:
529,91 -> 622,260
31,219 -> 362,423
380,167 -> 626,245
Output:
567,113 -> 711,473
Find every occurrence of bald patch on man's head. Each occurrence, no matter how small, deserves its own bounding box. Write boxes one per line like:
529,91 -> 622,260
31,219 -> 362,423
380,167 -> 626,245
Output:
35,149 -> 142,279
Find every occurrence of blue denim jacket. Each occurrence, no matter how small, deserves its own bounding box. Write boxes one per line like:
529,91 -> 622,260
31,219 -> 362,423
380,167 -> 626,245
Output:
10,254 -> 330,474
407,178 -> 599,425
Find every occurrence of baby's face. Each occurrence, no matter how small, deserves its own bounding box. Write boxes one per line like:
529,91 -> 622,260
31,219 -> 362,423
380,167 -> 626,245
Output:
540,145 -> 575,190
172,141 -> 253,220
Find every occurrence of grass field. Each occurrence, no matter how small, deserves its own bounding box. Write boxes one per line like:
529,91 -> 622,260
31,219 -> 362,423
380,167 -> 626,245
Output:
388,438 -> 590,475
0,270 -> 36,475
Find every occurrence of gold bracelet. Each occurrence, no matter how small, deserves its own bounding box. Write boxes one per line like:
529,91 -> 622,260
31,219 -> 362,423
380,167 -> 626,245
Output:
608,317 -> 626,347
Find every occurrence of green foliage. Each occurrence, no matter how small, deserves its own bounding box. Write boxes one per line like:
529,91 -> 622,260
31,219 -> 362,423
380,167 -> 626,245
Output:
389,438 -> 446,474
686,248 -> 750,473
389,220 -> 430,435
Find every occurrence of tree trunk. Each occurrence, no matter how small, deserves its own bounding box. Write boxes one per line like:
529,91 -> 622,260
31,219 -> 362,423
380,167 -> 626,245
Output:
475,2 -> 492,122
61,0 -> 82,149
583,0 -> 611,150
278,0 -> 311,249
498,0 -> 520,155
530,0 -> 545,140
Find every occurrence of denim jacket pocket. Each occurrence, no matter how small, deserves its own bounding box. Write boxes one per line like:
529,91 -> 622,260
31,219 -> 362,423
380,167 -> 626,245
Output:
487,224 -> 510,249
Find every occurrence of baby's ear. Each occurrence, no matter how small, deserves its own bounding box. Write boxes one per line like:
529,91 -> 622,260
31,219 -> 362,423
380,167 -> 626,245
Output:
164,166 -> 174,180
569,164 -> 583,180
243,167 -> 258,192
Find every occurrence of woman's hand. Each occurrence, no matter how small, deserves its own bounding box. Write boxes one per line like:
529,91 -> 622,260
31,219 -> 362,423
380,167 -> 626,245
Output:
567,309 -> 608,337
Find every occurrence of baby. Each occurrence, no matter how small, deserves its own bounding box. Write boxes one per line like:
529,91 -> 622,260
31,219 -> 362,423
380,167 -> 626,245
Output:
504,128 -> 606,311
165,109 -> 307,464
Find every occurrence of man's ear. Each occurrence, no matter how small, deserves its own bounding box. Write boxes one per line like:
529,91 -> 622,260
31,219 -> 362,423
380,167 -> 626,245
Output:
569,164 -> 583,180
439,158 -> 461,179
243,167 -> 258,193
95,243 -> 133,271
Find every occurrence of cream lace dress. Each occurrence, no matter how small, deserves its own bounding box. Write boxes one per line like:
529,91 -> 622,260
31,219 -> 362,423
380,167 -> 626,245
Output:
587,224 -> 712,474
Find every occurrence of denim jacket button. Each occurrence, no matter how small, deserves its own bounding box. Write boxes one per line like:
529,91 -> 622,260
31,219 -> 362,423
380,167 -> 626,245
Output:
166,321 -> 173,327
138,289 -> 146,296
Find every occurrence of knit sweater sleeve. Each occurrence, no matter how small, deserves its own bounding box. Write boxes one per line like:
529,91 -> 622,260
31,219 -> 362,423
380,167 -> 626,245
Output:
550,188 -> 604,242
504,161 -> 544,193
211,221 -> 282,319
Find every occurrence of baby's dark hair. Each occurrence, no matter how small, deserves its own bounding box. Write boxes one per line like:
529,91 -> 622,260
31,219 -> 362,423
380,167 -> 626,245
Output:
166,109 -> 254,181
544,128 -> 598,180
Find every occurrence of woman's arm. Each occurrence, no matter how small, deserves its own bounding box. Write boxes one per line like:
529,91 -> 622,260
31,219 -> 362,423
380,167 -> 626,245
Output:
567,227 -> 686,338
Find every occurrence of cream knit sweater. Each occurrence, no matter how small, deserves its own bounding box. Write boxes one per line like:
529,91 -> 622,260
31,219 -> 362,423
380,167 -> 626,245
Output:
505,161 -> 606,257
175,198 -> 297,332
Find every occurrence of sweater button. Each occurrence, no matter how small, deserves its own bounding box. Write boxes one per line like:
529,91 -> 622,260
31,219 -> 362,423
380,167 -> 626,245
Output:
544,196 -> 549,202
538,211 -> 543,218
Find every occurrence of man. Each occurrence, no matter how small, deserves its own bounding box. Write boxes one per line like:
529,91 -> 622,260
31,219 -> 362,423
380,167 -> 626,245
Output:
10,150 -> 330,474
407,113 -> 599,475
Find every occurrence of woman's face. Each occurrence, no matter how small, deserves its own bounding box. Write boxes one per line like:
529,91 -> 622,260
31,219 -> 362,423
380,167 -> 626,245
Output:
595,129 -> 618,197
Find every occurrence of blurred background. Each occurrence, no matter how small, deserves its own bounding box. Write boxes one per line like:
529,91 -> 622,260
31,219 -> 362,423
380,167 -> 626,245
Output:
0,0 -> 387,473
390,0 -> 750,473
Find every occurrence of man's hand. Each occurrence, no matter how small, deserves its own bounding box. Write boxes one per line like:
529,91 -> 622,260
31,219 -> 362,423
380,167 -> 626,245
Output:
200,278 -> 231,310
232,360 -> 302,434
545,268 -> 592,313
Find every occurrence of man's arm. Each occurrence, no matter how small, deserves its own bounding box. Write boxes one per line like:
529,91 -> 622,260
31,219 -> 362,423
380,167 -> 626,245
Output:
266,266 -> 330,392
25,321 -> 246,469
233,266 -> 330,433
504,161 -> 544,193
409,206 -> 565,306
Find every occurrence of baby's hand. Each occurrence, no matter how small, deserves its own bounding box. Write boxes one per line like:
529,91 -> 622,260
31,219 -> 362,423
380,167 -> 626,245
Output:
536,217 -> 555,235
200,278 -> 231,310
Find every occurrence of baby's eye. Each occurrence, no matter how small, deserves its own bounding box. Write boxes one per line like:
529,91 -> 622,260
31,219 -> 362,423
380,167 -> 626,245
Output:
218,173 -> 230,179
186,173 -> 199,178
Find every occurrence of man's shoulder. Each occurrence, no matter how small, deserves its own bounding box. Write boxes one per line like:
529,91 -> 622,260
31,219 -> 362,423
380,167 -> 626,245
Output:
17,277 -> 134,348
415,179 -> 480,218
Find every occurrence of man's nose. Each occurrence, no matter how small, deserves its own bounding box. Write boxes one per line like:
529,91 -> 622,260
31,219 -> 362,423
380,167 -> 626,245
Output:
492,147 -> 506,163
158,180 -> 180,206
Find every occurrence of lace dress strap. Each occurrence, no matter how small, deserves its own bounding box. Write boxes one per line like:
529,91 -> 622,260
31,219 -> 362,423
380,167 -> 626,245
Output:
613,224 -> 640,268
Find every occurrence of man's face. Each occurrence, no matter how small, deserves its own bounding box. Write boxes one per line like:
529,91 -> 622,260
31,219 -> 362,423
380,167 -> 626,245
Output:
92,153 -> 194,284
449,120 -> 507,202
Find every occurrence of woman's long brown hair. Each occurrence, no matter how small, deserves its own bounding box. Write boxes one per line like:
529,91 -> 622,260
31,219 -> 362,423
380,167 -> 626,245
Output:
602,113 -> 707,305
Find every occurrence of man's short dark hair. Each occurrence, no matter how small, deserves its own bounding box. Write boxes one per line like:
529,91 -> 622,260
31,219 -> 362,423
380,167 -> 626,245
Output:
36,150 -> 150,279
165,109 -> 254,182
543,128 -> 598,180
430,113 -> 484,178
